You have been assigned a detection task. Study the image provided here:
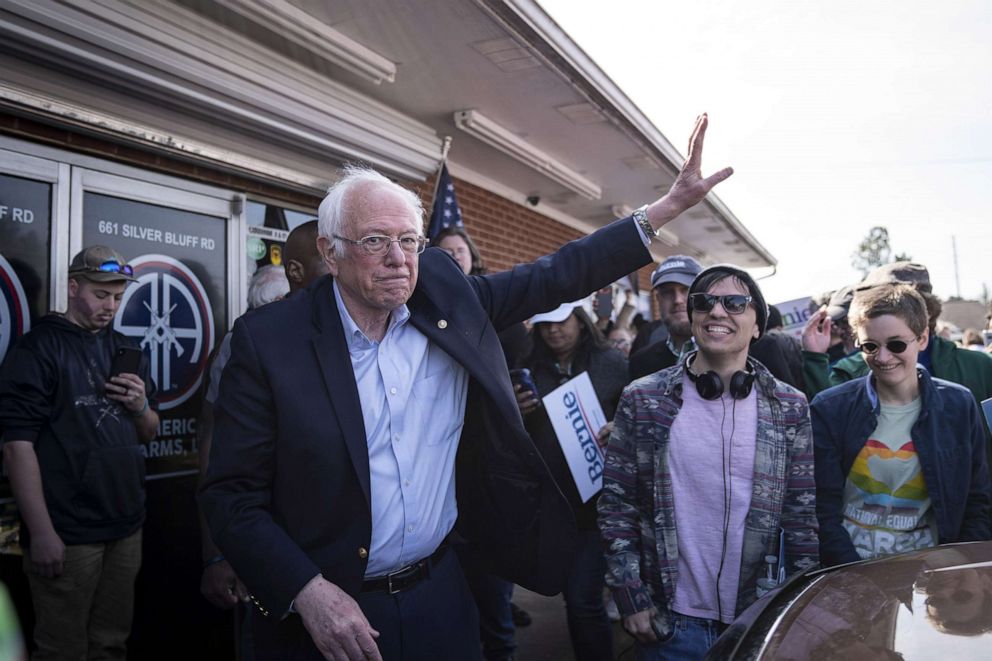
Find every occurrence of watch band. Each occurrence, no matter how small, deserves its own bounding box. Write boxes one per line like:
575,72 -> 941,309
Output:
632,204 -> 657,239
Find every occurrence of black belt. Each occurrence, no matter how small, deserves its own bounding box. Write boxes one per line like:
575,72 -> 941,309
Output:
361,545 -> 448,595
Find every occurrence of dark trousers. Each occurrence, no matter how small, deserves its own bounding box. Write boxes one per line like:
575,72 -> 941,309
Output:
253,550 -> 481,661
358,549 -> 482,660
563,528 -> 613,661
455,544 -> 516,661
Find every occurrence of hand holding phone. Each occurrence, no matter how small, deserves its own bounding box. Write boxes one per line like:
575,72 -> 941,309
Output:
106,346 -> 147,415
510,368 -> 541,415
110,346 -> 143,378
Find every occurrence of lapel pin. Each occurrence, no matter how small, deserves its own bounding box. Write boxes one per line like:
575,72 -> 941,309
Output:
437,319 -> 448,329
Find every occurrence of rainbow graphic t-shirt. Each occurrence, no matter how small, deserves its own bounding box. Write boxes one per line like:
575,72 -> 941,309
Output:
841,398 -> 937,559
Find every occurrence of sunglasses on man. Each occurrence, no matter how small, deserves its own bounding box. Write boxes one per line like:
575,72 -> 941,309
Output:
689,293 -> 753,315
71,259 -> 134,277
856,337 -> 920,355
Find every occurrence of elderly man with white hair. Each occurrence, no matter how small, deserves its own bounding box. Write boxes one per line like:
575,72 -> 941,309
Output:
201,116 -> 733,661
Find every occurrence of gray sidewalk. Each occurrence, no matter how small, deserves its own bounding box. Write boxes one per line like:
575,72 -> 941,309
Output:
512,587 -> 638,660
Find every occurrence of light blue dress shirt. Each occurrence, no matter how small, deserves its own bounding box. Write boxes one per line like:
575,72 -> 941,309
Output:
333,282 -> 468,577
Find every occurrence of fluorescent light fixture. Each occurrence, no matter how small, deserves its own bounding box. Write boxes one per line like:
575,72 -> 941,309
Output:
454,109 -> 601,200
214,0 -> 397,84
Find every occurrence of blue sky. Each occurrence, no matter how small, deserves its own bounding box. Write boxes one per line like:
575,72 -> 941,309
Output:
540,0 -> 992,304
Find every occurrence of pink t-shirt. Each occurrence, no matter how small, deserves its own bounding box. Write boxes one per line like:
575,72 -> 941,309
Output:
669,379 -> 758,623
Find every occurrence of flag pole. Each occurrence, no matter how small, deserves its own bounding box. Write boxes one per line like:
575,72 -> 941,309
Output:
428,135 -> 453,214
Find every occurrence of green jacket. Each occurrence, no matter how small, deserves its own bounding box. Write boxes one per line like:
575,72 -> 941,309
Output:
803,335 -> 992,406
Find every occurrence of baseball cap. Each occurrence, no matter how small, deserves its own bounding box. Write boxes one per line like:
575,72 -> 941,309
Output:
859,261 -> 932,294
530,302 -> 582,325
825,285 -> 855,321
650,255 -> 703,289
68,245 -> 137,282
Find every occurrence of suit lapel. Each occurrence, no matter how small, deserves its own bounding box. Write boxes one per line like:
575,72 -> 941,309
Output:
407,286 -> 522,428
311,280 -> 371,510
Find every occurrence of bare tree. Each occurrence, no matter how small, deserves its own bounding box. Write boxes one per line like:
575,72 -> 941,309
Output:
851,226 -> 911,277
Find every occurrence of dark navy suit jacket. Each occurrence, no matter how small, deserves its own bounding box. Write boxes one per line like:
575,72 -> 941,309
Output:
200,217 -> 651,620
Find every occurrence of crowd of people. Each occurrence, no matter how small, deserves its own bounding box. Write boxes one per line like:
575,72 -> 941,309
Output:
1,115 -> 991,661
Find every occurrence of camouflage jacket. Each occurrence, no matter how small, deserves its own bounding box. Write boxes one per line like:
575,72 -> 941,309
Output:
598,360 -> 819,634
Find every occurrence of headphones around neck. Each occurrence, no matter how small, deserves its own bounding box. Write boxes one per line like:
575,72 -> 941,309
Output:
683,351 -> 756,400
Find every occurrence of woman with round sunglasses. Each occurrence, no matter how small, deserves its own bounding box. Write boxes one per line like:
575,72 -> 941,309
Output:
811,283 -> 990,567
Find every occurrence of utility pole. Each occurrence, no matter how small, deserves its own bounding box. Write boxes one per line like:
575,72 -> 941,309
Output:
952,235 -> 961,299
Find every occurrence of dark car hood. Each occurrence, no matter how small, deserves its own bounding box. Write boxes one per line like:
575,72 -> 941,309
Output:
711,542 -> 992,660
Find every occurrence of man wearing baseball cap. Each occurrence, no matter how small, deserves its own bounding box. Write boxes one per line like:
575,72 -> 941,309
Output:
0,245 -> 158,659
627,255 -> 703,379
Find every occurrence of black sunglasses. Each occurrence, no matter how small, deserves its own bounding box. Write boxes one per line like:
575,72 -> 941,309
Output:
689,293 -> 752,315
857,337 -> 919,355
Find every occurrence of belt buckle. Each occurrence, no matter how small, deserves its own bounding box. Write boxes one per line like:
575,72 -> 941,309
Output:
386,565 -> 410,594
385,560 -> 421,594
387,572 -> 400,595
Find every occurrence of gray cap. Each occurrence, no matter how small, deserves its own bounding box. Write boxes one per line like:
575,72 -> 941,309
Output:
826,285 -> 855,321
860,261 -> 932,294
68,245 -> 136,282
651,254 -> 703,289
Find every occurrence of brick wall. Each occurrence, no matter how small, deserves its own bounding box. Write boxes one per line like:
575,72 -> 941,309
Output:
415,173 -> 656,293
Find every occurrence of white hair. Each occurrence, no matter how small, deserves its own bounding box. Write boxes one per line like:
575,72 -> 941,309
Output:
317,165 -> 424,251
247,264 -> 289,309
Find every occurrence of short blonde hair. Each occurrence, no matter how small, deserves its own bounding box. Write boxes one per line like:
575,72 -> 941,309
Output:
849,283 -> 929,337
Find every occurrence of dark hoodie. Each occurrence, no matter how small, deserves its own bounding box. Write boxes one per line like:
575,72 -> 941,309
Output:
0,314 -> 155,545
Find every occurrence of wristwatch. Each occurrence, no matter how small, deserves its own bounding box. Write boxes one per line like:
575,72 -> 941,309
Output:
632,204 -> 658,239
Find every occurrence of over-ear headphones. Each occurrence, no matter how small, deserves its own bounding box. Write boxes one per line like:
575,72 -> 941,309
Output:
683,352 -> 755,400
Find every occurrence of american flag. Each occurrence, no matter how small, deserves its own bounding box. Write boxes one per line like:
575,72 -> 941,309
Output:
427,164 -> 463,241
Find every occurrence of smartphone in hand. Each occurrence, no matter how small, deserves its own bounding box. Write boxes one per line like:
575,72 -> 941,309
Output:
509,368 -> 540,402
110,346 -> 143,378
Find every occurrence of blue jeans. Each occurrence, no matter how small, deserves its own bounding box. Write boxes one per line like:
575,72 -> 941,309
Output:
636,613 -> 726,661
563,528 -> 612,661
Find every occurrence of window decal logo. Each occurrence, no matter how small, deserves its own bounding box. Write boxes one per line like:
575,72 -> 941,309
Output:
115,254 -> 214,410
0,253 -> 30,365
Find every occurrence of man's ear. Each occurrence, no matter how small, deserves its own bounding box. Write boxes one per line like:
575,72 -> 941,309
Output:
752,324 -> 760,340
918,327 -> 930,351
67,277 -> 79,299
285,259 -> 304,286
316,236 -> 339,277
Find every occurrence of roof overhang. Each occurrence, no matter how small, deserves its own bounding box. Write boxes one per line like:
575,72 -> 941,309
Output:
0,0 -> 774,268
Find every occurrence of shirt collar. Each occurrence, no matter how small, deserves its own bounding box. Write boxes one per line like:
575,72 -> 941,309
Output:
863,364 -> 926,411
668,336 -> 696,361
332,280 -> 410,350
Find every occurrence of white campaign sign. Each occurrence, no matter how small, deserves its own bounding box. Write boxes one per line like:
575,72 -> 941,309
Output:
543,371 -> 607,502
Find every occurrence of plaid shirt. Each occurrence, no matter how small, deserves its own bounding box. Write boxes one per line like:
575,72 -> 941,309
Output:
598,360 -> 818,636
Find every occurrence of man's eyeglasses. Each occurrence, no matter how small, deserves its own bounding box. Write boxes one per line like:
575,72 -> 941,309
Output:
333,234 -> 427,256
689,293 -> 753,315
72,260 -> 134,277
856,337 -> 920,355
